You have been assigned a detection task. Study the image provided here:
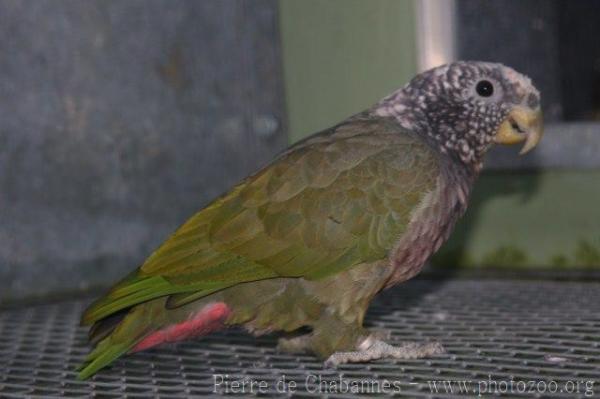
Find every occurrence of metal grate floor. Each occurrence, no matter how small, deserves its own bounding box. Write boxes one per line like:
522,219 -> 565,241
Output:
1,278 -> 600,398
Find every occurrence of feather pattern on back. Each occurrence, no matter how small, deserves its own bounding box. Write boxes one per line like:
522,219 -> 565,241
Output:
81,115 -> 440,325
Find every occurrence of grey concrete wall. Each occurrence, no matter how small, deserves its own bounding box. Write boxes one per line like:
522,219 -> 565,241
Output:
0,0 -> 287,302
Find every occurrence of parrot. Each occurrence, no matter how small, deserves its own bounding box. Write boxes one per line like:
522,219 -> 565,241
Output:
78,61 -> 543,379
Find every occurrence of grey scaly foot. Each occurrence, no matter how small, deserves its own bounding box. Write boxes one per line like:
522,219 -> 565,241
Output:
324,337 -> 445,368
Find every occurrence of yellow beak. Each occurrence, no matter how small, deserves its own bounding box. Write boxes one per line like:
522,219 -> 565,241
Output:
494,106 -> 543,155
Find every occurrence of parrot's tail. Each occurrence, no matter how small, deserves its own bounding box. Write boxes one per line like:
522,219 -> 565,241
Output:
77,304 -> 153,380
77,299 -> 231,380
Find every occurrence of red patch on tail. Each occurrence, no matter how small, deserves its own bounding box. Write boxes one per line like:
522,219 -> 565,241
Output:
132,302 -> 231,352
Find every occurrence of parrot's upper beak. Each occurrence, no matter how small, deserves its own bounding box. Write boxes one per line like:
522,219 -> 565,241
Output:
494,106 -> 543,155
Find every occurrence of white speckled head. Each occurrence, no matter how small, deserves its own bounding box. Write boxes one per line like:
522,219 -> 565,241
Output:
374,61 -> 542,167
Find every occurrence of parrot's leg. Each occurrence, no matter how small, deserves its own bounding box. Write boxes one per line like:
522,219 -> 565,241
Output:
277,334 -> 313,354
323,336 -> 445,367
368,328 -> 391,341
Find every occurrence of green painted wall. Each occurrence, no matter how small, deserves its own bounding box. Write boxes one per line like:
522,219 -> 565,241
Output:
279,0 -> 417,142
433,170 -> 600,269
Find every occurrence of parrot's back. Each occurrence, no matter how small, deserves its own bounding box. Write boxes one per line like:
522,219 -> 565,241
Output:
78,114 -> 446,379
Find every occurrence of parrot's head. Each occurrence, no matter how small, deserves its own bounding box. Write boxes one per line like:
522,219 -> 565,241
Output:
376,61 -> 543,167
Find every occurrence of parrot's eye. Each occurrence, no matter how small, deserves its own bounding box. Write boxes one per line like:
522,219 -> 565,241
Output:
475,80 -> 494,97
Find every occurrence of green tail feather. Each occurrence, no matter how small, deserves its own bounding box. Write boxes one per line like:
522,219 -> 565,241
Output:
77,340 -> 134,380
78,305 -> 154,380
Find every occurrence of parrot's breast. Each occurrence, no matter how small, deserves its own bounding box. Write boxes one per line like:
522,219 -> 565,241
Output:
386,159 -> 476,287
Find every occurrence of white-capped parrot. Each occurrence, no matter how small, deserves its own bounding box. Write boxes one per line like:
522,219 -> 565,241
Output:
78,61 -> 543,379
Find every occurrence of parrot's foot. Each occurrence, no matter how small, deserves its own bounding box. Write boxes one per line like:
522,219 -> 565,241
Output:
324,338 -> 445,368
277,334 -> 313,354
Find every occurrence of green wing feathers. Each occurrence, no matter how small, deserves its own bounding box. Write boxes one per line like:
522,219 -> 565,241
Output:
81,117 -> 439,339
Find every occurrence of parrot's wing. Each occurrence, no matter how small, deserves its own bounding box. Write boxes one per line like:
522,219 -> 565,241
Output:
82,116 -> 440,325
